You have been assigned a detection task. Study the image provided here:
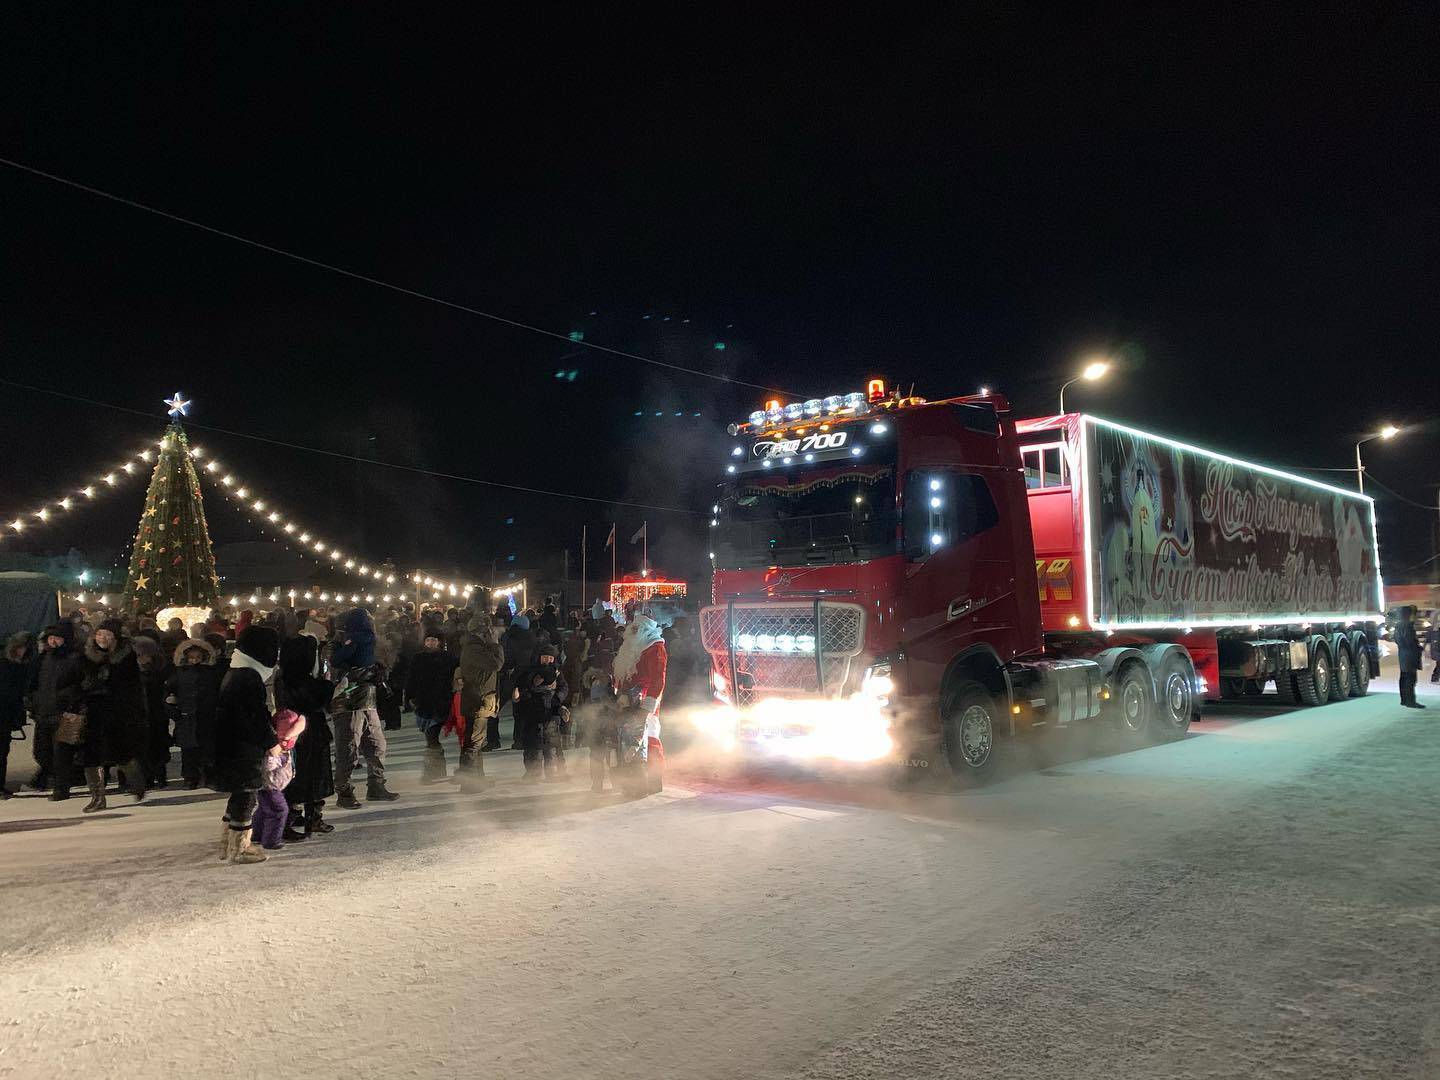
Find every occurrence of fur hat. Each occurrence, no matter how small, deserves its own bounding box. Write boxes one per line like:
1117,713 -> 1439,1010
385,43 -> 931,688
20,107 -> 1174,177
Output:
235,625 -> 280,668
42,622 -> 73,645
271,708 -> 306,749
131,635 -> 162,662
98,618 -> 125,637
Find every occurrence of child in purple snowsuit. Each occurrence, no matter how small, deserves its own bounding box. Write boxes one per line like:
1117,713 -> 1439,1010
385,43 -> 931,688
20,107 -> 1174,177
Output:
252,709 -> 306,850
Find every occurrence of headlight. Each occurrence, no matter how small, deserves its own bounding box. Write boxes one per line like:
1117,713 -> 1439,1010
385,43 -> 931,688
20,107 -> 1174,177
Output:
861,661 -> 894,700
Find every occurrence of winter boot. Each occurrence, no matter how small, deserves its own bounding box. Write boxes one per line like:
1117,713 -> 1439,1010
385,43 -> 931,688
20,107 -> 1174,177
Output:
307,804 -> 334,835
230,830 -> 268,864
50,785 -> 71,802
123,760 -> 147,802
282,806 -> 306,842
219,824 -> 235,860
82,767 -> 107,813
335,786 -> 362,810
365,780 -> 399,802
420,746 -> 448,783
30,769 -> 49,792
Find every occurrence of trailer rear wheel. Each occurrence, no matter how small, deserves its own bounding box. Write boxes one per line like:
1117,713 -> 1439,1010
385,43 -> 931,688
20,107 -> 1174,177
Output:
1329,644 -> 1353,702
1152,656 -> 1194,740
1273,672 -> 1301,704
1295,646 -> 1332,707
1111,663 -> 1153,742
941,682 -> 1002,784
1350,645 -> 1372,697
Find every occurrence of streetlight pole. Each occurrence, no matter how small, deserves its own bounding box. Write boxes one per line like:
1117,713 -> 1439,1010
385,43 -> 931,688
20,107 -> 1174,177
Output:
1354,425 -> 1401,494
1058,359 -> 1112,414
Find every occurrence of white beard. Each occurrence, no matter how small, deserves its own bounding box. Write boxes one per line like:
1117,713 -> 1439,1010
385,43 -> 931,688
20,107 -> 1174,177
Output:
614,617 -> 663,682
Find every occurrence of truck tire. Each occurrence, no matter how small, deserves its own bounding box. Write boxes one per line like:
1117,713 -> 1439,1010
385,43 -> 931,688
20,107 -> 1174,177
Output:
1151,655 -> 1194,741
1329,643 -> 1353,702
940,681 -> 1003,785
1273,672 -> 1301,704
1294,645 -> 1332,707
1350,643 -> 1372,697
1110,662 -> 1153,743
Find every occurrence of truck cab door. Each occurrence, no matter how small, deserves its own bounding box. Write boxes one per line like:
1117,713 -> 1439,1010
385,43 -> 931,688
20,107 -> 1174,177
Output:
898,465 -> 1026,694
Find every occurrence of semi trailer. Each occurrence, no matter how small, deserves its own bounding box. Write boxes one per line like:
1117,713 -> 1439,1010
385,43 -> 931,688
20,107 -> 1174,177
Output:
700,382 -> 1383,781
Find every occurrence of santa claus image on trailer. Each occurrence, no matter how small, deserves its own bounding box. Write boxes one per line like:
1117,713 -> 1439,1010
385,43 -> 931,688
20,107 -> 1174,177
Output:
613,612 -> 667,788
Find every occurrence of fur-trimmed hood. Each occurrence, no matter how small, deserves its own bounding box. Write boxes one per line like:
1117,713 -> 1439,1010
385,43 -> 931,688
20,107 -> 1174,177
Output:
6,633 -> 32,663
173,638 -> 218,666
83,636 -> 133,666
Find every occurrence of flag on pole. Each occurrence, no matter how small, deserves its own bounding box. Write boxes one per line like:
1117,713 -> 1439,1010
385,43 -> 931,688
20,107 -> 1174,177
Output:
604,524 -> 616,549
630,522 -> 647,544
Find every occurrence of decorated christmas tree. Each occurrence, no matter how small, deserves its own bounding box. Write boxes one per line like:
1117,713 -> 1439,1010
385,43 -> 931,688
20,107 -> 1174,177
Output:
121,398 -> 220,617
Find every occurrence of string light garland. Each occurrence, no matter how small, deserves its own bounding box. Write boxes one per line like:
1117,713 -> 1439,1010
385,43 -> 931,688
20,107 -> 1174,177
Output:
4,399 -> 478,601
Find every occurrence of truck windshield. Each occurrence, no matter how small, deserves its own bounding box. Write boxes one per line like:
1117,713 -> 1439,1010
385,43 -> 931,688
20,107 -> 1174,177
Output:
713,462 -> 897,568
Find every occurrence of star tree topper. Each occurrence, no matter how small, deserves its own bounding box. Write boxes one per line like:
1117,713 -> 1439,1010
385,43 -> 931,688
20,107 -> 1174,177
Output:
164,393 -> 191,418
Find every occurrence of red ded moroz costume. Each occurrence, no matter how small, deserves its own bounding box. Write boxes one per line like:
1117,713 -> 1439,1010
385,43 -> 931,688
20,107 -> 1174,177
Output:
614,613 -> 667,772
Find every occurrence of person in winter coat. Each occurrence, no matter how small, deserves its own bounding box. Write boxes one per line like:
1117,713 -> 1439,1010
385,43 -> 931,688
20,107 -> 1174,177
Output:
166,639 -> 222,788
159,618 -> 189,657
330,607 -> 397,808
0,633 -> 33,797
375,630 -> 404,731
562,629 -> 588,708
499,614 -> 538,749
1396,605 -> 1425,709
537,602 -> 561,641
457,611 -> 503,791
409,631 -> 461,782
277,631 -> 335,839
27,623 -> 85,797
78,619 -> 149,811
515,642 -> 569,781
250,708 -> 305,851
132,635 -> 173,788
213,625 -> 280,864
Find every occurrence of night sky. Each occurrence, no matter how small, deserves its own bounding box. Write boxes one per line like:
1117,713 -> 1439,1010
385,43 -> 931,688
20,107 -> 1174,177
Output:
1,9 -> 1437,590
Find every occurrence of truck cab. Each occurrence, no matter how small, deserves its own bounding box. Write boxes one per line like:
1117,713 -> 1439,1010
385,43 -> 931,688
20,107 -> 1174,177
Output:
703,383 -> 1121,778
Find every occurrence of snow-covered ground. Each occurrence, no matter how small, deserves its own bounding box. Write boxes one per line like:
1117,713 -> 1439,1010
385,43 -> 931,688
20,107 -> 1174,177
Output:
1,666 -> 1436,1079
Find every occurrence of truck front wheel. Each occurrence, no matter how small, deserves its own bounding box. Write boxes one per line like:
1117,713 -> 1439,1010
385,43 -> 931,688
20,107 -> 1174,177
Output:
941,682 -> 1002,784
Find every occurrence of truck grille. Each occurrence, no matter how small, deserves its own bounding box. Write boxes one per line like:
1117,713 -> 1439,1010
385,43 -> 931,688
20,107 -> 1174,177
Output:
701,601 -> 866,704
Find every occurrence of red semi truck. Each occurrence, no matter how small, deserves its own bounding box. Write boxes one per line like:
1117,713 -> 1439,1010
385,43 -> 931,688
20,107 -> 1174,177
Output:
701,381 -> 1384,781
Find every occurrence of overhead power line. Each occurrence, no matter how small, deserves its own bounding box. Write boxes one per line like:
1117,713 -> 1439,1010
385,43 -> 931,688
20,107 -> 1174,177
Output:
1363,471 -> 1439,512
0,154 -> 797,397
0,377 -> 701,516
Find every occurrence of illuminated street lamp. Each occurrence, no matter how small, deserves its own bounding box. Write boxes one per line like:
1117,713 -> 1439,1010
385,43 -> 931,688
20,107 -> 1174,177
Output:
1058,359 -> 1111,414
1354,424 -> 1400,494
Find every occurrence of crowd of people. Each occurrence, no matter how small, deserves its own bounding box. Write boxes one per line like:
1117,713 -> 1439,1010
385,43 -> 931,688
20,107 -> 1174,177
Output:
0,594 -> 707,864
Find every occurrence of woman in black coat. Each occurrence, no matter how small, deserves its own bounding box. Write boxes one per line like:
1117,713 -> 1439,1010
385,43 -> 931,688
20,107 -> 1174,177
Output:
78,620 -> 148,812
213,626 -> 280,864
165,638 -> 222,788
277,632 -> 335,837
